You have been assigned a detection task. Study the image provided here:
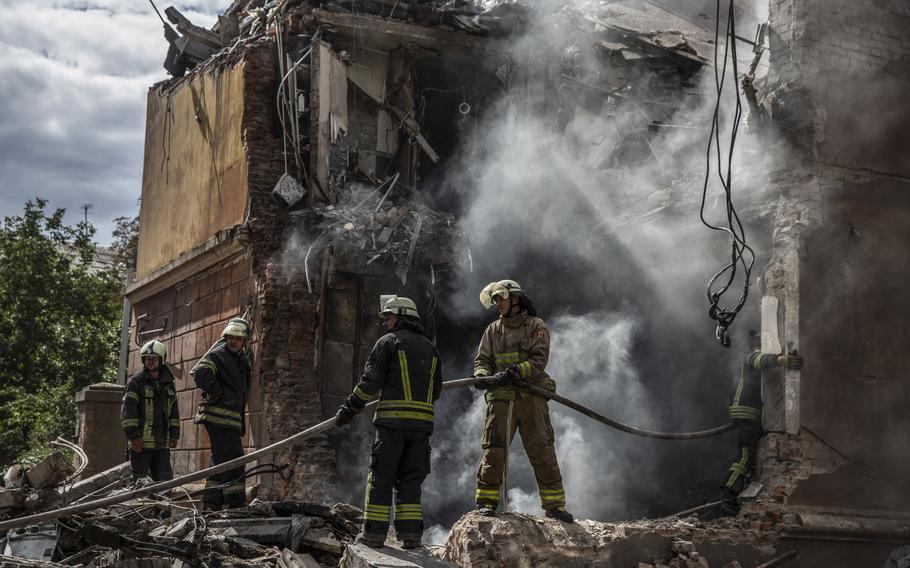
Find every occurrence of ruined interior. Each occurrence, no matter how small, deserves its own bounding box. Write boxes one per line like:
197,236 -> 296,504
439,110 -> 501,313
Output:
1,0 -> 909,567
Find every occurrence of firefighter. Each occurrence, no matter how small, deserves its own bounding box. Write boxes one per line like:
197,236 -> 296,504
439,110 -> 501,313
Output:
121,340 -> 180,482
472,280 -> 574,523
191,317 -> 252,510
718,340 -> 803,516
335,296 -> 443,549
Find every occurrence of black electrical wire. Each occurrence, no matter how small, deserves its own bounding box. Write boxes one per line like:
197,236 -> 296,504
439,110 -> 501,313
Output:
699,0 -> 755,347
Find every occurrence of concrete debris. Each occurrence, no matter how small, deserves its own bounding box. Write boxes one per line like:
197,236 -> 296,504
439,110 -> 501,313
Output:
291,177 -> 456,285
444,511 -> 780,568
23,454 -> 71,491
1,462 -> 132,520
339,542 -> 455,568
0,500 -> 361,568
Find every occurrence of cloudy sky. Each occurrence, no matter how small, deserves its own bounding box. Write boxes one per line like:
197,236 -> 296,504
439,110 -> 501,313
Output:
0,0 -> 223,243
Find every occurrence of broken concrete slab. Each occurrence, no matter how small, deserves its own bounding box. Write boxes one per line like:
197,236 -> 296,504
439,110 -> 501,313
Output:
207,517 -> 292,546
25,452 -> 71,489
299,525 -> 344,555
444,512 -> 777,568
281,547 -> 322,568
340,542 -> 455,568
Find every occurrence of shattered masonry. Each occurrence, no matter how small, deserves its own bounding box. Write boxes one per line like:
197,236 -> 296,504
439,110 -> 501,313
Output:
1,0 -> 907,567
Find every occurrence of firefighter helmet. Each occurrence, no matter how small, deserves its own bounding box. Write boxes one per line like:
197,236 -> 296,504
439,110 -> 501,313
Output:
379,296 -> 420,319
222,317 -> 251,338
139,340 -> 167,363
479,279 -> 523,309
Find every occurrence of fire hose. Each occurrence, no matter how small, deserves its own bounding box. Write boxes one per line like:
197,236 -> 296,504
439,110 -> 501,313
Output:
0,376 -> 732,530
513,379 -> 735,440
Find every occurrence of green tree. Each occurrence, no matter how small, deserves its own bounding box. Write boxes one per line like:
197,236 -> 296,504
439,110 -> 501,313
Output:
0,199 -> 122,464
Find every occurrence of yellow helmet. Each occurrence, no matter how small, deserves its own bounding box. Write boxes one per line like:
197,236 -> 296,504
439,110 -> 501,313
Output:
479,279 -> 523,309
139,340 -> 167,363
379,295 -> 420,319
222,317 -> 251,338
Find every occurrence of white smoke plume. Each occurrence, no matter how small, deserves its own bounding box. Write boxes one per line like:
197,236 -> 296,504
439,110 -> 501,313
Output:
419,0 -> 781,530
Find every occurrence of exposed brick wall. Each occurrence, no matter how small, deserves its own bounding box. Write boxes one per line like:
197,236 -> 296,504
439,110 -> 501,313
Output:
240,39 -> 338,500
127,255 -> 254,477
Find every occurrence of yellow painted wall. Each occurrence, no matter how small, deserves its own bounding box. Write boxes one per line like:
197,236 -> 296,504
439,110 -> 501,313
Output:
136,63 -> 249,279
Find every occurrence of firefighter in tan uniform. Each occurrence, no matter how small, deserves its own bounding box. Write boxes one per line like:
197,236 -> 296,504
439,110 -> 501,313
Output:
472,279 -> 574,523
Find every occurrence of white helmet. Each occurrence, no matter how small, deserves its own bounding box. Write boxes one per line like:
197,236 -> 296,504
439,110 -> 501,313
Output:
139,340 -> 167,363
479,279 -> 523,309
222,317 -> 251,338
379,295 -> 420,319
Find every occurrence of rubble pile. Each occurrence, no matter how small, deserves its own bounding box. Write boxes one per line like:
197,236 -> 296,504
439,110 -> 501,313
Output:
1,498 -> 364,568
289,178 -> 457,287
1,452 -> 102,521
443,511 -> 781,568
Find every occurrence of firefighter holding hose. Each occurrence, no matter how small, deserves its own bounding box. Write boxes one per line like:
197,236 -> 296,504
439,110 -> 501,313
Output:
472,279 -> 574,523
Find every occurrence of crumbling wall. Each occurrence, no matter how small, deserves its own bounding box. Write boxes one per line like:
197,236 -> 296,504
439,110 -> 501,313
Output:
240,40 -> 338,500
135,60 -> 250,279
759,0 -> 910,515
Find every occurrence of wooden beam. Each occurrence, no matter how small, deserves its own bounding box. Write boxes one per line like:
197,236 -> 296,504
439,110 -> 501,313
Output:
313,9 -> 501,54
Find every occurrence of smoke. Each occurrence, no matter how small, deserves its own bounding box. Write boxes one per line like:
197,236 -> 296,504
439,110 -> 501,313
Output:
418,0 -> 781,529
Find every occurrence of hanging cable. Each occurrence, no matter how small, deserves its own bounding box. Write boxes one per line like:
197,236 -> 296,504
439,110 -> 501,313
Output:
699,0 -> 755,348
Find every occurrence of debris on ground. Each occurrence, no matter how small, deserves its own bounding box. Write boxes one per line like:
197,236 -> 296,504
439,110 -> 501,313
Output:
0,498 -> 364,568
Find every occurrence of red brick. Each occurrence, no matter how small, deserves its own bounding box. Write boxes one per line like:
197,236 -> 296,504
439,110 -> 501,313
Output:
177,390 -> 194,420
180,418 -> 197,449
170,333 -> 184,364
182,332 -> 197,363
202,293 -> 222,326
175,305 -> 191,335
172,364 -> 189,391
232,258 -> 250,284
221,283 -> 241,319
196,327 -> 213,357
200,272 -> 217,296
216,264 -> 233,291
199,448 -> 211,470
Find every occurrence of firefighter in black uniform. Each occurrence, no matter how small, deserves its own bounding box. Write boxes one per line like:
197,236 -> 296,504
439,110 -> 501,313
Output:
335,296 -> 443,549
191,317 -> 252,510
718,341 -> 803,515
122,340 -> 180,482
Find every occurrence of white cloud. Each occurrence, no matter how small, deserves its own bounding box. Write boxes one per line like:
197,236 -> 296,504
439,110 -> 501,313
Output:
0,0 -> 220,241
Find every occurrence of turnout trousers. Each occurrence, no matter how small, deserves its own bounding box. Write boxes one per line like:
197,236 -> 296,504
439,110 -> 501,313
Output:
362,426 -> 431,541
722,420 -> 762,497
204,423 -> 246,508
475,393 -> 566,511
129,449 -> 173,482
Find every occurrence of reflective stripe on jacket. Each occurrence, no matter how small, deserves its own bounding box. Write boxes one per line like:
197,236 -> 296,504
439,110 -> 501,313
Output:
474,311 -> 555,402
345,320 -> 443,433
121,366 -> 180,448
729,349 -> 779,423
191,339 -> 251,433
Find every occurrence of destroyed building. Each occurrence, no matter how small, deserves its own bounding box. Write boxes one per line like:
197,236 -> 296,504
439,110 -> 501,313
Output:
2,0 -> 908,567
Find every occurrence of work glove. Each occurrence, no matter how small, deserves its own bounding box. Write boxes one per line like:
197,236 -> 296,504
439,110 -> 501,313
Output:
335,405 -> 358,427
169,438 -> 179,449
777,353 -> 803,370
473,371 -> 492,391
491,367 -> 516,387
129,438 -> 143,454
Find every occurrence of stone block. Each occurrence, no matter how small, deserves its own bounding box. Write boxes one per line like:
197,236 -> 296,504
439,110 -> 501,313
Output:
341,542 -> 455,568
25,451 -> 71,489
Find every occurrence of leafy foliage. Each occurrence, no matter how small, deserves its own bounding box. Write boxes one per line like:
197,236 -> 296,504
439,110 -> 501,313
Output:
0,199 -> 122,463
111,202 -> 140,272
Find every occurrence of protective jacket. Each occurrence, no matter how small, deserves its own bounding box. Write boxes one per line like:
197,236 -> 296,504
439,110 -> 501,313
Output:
474,311 -> 554,402
191,339 -> 251,432
344,319 -> 443,433
121,366 -> 180,449
729,349 -> 779,423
